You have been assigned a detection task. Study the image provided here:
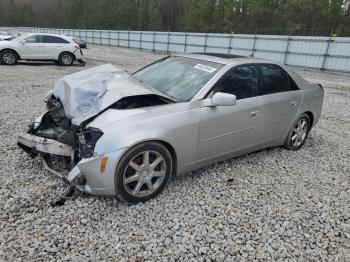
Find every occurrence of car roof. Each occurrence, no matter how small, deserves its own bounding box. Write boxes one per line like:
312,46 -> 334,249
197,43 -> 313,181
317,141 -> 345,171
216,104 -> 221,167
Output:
177,53 -> 278,66
22,32 -> 72,40
176,52 -> 308,89
25,33 -> 62,36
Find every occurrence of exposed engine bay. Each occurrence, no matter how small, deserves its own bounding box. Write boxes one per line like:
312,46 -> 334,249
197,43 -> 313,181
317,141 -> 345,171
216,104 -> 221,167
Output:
18,93 -> 171,173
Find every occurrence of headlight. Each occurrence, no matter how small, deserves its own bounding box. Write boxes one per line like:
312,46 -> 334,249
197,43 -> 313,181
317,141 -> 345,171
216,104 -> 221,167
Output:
77,127 -> 103,159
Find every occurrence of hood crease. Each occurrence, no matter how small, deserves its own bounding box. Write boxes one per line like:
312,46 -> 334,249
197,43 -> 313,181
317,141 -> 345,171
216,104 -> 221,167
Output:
52,64 -> 166,125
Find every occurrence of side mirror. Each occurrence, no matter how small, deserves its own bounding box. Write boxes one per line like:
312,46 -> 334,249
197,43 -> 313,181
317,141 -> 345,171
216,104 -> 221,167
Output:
205,92 -> 237,107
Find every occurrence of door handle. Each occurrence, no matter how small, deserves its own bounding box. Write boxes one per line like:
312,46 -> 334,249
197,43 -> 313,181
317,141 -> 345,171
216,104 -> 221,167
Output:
250,111 -> 260,117
290,101 -> 297,106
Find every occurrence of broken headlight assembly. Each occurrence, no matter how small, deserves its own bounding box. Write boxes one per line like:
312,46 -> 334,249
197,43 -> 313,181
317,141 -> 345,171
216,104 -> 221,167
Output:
77,127 -> 104,159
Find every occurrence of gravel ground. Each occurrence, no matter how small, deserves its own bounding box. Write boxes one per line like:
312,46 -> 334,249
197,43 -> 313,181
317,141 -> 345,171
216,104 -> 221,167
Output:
0,45 -> 349,261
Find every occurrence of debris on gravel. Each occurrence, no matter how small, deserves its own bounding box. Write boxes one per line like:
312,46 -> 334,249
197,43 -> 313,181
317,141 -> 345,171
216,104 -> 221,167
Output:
0,45 -> 349,261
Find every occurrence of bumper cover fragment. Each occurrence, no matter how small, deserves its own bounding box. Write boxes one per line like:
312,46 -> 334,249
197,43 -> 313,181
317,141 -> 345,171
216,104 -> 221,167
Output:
17,133 -> 74,157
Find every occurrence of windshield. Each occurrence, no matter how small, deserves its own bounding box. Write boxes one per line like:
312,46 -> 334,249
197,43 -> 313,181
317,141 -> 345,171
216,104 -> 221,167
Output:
133,56 -> 223,102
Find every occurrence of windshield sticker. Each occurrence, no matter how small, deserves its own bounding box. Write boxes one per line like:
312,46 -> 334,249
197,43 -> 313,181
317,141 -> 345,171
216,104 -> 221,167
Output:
194,64 -> 217,73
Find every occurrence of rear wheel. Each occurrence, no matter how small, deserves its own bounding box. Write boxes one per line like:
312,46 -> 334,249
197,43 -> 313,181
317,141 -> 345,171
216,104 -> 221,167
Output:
1,50 -> 17,65
115,142 -> 173,203
58,52 -> 74,66
284,114 -> 311,150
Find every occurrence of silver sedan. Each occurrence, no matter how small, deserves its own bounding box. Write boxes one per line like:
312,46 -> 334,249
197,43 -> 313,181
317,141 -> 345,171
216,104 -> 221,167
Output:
17,54 -> 324,203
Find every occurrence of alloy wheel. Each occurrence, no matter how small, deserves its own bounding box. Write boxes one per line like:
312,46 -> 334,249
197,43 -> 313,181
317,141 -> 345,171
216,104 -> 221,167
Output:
123,150 -> 167,197
3,52 -> 16,64
61,54 -> 72,65
291,118 -> 308,147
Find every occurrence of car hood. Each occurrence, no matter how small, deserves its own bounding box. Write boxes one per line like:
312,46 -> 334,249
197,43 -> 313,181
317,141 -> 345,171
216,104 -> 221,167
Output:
52,64 -> 170,125
0,36 -> 12,41
0,34 -> 11,37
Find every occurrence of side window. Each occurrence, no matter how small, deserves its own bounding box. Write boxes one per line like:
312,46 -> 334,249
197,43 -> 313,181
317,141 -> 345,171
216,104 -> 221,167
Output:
261,65 -> 298,95
42,36 -> 69,44
212,65 -> 259,100
24,35 -> 41,43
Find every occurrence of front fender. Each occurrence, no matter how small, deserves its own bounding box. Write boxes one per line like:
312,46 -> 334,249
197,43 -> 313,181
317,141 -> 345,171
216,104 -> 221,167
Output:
93,121 -> 200,173
0,46 -> 21,59
94,127 -> 177,156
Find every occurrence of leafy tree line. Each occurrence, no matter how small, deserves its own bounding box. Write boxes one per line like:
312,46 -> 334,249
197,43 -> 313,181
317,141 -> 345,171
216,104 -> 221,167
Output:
1,0 -> 350,36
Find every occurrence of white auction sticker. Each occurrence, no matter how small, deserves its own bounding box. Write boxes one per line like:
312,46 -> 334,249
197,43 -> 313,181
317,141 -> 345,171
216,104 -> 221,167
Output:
194,64 -> 217,73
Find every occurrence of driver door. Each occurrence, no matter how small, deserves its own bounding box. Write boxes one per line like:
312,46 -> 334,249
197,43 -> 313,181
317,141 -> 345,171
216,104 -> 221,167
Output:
18,35 -> 44,59
197,65 -> 266,161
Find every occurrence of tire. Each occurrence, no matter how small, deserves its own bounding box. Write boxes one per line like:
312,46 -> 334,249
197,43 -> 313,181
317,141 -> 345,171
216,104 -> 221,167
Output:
284,113 -> 311,151
0,50 -> 18,65
58,52 -> 74,66
115,142 -> 173,203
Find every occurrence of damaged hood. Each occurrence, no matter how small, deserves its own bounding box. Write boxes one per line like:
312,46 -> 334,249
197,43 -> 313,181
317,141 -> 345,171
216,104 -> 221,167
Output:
52,64 -> 167,125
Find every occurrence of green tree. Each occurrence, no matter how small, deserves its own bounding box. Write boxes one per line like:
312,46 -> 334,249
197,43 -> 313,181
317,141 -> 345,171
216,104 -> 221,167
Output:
1,0 -> 350,36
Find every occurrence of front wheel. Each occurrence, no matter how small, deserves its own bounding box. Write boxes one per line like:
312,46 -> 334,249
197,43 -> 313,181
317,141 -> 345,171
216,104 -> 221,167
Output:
115,142 -> 173,203
58,52 -> 74,66
284,114 -> 311,150
0,50 -> 18,65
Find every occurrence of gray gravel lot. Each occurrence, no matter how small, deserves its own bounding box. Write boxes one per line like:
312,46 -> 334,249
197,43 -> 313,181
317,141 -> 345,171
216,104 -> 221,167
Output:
0,45 -> 349,261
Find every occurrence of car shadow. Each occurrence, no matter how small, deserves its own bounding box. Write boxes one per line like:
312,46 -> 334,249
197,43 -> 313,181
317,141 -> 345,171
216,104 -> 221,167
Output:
1,61 -> 85,67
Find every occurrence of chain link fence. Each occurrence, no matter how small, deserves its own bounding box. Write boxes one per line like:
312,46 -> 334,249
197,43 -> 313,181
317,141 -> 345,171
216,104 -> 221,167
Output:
2,27 -> 350,73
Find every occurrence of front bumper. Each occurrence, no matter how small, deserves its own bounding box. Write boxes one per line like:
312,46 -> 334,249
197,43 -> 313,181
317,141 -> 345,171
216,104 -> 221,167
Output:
17,132 -> 127,196
18,133 -> 74,157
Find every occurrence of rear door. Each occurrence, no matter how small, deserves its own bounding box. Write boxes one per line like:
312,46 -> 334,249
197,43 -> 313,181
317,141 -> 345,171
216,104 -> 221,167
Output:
197,64 -> 266,160
41,35 -> 70,59
19,35 -> 44,59
259,64 -> 302,142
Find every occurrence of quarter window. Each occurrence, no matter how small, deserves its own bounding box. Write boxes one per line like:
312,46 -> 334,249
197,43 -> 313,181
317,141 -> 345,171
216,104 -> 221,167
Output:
212,65 -> 259,100
261,65 -> 298,94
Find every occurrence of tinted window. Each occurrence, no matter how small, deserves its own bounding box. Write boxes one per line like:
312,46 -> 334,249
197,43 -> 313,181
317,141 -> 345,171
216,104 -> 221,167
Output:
261,65 -> 298,94
212,65 -> 259,100
42,35 -> 69,43
24,35 -> 41,43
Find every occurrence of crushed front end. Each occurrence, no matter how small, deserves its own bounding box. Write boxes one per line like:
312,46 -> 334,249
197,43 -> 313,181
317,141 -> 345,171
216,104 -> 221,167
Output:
17,94 -> 105,193
17,64 -> 172,196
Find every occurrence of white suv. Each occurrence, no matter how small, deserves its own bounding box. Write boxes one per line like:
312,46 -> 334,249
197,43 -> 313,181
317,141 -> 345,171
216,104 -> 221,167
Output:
0,33 -> 85,66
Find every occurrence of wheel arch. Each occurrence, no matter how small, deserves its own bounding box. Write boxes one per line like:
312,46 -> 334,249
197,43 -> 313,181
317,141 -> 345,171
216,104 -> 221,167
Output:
155,140 -> 178,176
304,111 -> 314,127
0,48 -> 21,60
123,139 -> 178,176
59,51 -> 76,61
